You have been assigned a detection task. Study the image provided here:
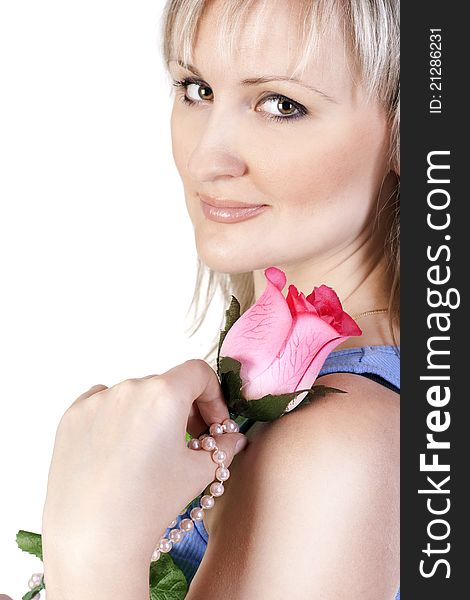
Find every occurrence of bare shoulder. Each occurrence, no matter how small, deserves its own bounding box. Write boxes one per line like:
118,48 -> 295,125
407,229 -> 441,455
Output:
290,372 -> 401,452
189,374 -> 400,600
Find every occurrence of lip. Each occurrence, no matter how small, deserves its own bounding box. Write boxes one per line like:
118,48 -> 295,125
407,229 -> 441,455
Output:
199,194 -> 269,223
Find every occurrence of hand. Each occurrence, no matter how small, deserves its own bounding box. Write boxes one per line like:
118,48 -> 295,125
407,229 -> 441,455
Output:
41,359 -> 248,596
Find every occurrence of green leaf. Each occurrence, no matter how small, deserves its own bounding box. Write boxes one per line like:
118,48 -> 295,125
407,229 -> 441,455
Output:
219,356 -> 346,421
219,356 -> 300,420
149,553 -> 187,600
22,582 -> 45,600
294,384 -> 347,409
16,530 -> 43,561
228,390 -> 307,421
218,356 -> 244,403
232,414 -> 253,434
296,384 -> 347,408
216,296 -> 241,376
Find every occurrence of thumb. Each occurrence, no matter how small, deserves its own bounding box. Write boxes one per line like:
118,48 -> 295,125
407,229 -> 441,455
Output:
215,432 -> 250,465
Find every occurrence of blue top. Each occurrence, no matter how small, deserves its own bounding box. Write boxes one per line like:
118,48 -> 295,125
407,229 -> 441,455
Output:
164,344 -> 400,599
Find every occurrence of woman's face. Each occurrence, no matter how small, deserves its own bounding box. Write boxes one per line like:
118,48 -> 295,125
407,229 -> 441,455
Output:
169,0 -> 392,274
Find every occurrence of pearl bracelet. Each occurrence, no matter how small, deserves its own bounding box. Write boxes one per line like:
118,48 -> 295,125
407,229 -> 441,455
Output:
25,418 -> 239,595
26,572 -> 43,598
150,418 -> 239,562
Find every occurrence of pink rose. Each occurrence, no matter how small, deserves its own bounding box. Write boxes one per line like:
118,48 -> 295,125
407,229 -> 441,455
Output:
219,267 -> 362,412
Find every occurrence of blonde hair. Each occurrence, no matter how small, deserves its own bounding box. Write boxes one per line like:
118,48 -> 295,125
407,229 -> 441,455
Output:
160,0 -> 400,366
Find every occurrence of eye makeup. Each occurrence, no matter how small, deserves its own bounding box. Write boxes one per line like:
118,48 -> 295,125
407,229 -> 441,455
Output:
172,76 -> 309,124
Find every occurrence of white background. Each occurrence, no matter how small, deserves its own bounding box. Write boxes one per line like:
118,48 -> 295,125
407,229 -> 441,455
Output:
0,2 -> 224,596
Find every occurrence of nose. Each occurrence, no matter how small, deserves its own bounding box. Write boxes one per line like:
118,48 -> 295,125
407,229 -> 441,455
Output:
186,113 -> 247,182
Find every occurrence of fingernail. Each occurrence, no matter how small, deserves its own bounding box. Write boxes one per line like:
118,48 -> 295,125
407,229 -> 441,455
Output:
235,436 -> 249,454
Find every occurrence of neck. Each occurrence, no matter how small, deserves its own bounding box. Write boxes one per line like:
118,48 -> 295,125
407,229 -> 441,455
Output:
252,217 -> 398,349
253,230 -> 390,312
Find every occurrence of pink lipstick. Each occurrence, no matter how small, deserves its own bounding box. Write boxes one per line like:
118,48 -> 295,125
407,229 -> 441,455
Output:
199,195 -> 269,224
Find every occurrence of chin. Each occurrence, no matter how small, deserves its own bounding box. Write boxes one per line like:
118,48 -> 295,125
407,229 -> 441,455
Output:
195,235 -> 275,275
196,246 -> 257,275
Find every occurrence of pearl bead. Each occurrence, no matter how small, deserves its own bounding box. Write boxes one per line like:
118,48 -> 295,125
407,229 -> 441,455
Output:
200,494 -> 215,509
210,481 -> 224,496
212,449 -> 227,464
169,528 -> 184,543
216,466 -> 230,481
151,422 -> 237,559
180,517 -> 194,532
151,549 -> 161,561
28,575 -> 42,590
223,418 -> 239,433
159,538 -> 172,553
201,436 -> 217,451
188,438 -> 201,450
210,422 -> 224,436
190,506 -> 204,520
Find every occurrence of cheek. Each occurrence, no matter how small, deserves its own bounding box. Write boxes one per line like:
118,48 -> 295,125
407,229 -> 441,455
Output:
170,105 -> 203,221
247,114 -> 389,224
170,105 -> 190,177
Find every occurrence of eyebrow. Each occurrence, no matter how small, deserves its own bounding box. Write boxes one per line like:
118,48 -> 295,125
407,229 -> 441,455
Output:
171,59 -> 338,104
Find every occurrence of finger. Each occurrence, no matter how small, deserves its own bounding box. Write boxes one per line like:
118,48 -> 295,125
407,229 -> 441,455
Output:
136,368 -> 214,435
186,401 -> 207,438
81,384 -> 108,396
213,432 -> 250,465
160,359 -> 230,429
69,384 -> 108,409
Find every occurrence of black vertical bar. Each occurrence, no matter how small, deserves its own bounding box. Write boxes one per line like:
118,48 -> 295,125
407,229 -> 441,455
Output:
401,2 -> 467,598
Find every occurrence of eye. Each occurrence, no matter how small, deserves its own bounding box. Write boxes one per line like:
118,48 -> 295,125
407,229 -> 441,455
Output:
186,82 -> 214,102
172,77 -> 308,123
172,77 -> 213,104
256,95 -> 307,122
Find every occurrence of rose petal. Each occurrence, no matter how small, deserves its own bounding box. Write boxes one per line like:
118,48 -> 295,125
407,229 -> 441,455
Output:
283,334 -> 348,412
307,285 -> 362,336
241,312 -> 340,399
286,285 -> 318,316
220,267 -> 292,384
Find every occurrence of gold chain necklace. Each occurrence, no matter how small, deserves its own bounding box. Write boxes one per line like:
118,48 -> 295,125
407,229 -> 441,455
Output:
352,308 -> 388,320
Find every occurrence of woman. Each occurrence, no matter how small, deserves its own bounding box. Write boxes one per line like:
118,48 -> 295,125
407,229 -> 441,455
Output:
42,0 -> 400,598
